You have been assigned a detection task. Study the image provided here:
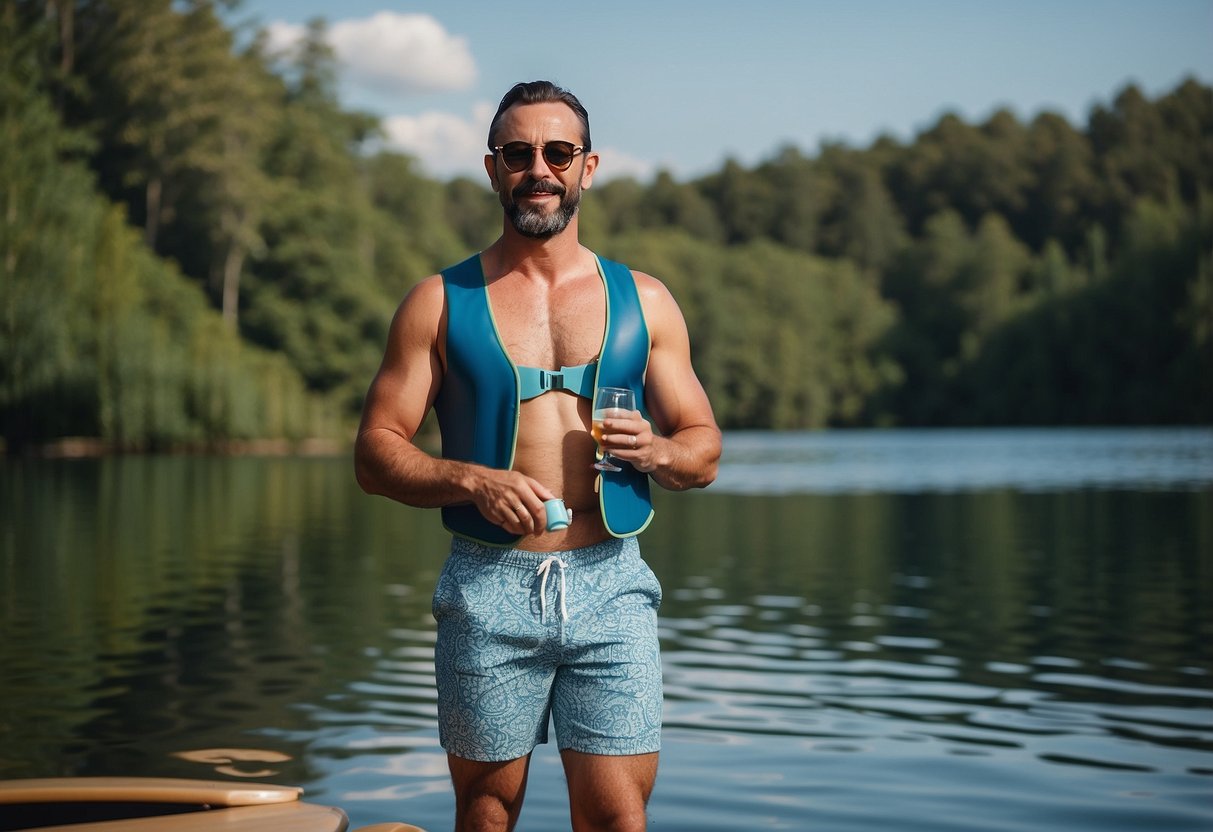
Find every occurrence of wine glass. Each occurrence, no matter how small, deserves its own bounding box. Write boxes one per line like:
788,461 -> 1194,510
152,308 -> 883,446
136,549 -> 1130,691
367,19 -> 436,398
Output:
591,387 -> 634,472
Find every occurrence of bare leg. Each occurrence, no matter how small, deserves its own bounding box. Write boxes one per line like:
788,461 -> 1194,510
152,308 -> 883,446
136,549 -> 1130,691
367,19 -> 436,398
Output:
448,753 -> 532,832
561,750 -> 658,832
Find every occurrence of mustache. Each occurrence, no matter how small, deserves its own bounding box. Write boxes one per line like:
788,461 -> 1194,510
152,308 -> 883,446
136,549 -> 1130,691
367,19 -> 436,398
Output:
512,180 -> 567,199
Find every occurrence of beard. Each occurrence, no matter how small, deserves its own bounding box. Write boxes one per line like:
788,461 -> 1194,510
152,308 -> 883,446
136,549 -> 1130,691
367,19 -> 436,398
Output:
502,178 -> 581,238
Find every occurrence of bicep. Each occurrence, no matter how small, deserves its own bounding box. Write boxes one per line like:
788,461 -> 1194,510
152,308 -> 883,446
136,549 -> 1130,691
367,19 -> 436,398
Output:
640,278 -> 717,437
358,278 -> 445,441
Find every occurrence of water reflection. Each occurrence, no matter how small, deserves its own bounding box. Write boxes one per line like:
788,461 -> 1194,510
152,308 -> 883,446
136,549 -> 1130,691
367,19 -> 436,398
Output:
1,435 -> 1211,830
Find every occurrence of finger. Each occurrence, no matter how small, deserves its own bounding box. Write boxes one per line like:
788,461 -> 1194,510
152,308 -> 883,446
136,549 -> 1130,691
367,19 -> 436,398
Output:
525,477 -> 558,503
506,506 -> 531,534
615,430 -> 641,449
611,410 -> 642,427
521,502 -> 538,528
603,432 -> 627,451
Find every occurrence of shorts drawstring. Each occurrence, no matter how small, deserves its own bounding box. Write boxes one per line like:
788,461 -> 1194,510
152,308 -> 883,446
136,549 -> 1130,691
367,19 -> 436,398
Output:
536,556 -> 569,622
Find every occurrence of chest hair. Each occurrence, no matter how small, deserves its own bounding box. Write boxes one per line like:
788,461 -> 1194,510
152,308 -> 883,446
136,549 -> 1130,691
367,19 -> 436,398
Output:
489,274 -> 606,369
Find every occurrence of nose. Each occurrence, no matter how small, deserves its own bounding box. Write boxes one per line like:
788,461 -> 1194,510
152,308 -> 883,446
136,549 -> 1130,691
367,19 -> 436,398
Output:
526,146 -> 553,177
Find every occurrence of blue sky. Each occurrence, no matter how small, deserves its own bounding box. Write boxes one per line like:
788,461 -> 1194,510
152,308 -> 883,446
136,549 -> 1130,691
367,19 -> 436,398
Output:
227,0 -> 1213,182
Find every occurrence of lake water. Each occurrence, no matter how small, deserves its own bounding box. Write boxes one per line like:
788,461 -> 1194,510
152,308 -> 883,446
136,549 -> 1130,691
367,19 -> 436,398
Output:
1,428 -> 1211,830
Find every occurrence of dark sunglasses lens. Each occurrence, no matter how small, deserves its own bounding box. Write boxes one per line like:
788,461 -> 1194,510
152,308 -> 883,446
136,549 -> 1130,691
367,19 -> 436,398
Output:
500,143 -> 532,171
542,142 -> 575,169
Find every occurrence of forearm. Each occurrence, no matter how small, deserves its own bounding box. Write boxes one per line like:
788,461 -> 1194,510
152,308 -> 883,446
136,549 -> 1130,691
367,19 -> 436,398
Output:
355,425 -> 557,537
354,426 -> 479,507
643,424 -> 721,492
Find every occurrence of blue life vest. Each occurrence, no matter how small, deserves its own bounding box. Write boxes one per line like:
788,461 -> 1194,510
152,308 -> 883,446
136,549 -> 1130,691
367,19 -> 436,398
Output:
434,253 -> 655,545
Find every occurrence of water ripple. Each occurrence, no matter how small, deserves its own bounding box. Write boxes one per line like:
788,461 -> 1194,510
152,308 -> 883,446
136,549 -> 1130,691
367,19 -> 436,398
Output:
657,586 -> 1213,796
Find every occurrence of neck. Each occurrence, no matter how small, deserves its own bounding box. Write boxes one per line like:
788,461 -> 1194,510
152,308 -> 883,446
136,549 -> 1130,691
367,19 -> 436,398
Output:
487,216 -> 587,281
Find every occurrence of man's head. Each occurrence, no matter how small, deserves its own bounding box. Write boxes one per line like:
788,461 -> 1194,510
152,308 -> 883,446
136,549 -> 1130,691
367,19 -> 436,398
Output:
488,81 -> 591,152
485,81 -> 597,239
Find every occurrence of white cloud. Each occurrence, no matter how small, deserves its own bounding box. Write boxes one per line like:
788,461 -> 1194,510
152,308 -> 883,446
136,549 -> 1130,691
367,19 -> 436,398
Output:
263,20 -> 305,57
265,12 -> 475,95
382,102 -> 495,179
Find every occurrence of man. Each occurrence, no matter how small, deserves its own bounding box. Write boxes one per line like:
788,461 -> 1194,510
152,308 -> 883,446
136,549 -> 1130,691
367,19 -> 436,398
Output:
355,80 -> 720,832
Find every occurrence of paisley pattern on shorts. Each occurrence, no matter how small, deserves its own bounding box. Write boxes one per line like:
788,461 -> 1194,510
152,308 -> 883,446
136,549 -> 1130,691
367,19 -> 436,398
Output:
432,536 -> 663,762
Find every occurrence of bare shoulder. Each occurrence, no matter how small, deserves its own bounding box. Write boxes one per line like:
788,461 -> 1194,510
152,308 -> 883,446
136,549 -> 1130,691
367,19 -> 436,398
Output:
392,274 -> 445,337
629,269 -> 687,337
403,273 -> 446,312
630,269 -> 682,313
629,269 -> 672,298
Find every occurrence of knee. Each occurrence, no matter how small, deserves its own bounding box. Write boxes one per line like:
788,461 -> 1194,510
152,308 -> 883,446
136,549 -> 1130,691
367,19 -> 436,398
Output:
449,753 -> 530,831
574,803 -> 649,832
610,808 -> 649,832
457,794 -> 515,832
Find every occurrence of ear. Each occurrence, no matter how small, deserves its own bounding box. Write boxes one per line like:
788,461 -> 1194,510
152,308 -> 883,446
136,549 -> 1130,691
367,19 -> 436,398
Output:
484,153 -> 500,192
580,151 -> 599,191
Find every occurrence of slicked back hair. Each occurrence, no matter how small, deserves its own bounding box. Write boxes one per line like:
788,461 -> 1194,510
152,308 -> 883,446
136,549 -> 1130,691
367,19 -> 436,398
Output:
487,81 -> 591,151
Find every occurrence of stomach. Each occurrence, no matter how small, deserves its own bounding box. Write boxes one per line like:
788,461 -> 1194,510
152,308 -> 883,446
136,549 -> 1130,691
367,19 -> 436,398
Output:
513,394 -> 609,549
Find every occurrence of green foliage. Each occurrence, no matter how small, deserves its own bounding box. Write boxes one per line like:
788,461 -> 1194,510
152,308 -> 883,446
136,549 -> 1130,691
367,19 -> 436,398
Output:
604,231 -> 896,429
964,196 -> 1212,424
2,2 -> 1209,448
0,16 -> 97,443
0,12 -> 327,450
443,176 -> 501,251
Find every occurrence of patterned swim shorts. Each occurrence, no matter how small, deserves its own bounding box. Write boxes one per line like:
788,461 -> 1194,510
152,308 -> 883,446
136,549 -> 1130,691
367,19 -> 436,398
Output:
432,535 -> 663,762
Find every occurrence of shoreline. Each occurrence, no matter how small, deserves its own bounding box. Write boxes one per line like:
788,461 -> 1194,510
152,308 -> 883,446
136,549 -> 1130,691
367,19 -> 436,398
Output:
3,437 -> 352,459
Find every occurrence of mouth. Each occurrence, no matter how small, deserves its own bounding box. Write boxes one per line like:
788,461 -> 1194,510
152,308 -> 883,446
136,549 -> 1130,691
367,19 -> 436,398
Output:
514,182 -> 565,201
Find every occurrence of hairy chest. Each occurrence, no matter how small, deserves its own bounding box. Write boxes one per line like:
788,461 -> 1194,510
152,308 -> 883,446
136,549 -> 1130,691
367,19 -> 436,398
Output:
487,275 -> 607,369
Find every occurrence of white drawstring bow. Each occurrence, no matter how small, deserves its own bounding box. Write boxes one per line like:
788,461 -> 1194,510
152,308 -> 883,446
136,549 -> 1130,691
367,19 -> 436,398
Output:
535,556 -> 569,622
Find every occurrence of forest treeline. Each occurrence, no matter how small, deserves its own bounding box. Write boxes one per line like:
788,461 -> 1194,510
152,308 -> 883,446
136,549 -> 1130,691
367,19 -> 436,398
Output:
1,1 -> 1210,451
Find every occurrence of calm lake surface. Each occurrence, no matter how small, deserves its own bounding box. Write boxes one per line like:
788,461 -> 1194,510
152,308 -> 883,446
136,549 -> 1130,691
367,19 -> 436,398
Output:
2,428 -> 1211,830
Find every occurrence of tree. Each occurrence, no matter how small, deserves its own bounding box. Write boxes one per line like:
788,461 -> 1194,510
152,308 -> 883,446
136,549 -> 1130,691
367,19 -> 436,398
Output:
200,27 -> 278,329
888,110 -> 1030,240
1088,84 -> 1180,246
240,19 -> 391,409
638,170 -> 723,242
78,0 -> 225,250
443,176 -> 499,252
364,151 -> 465,293
0,10 -> 324,449
1021,112 -> 1097,253
0,10 -> 97,445
760,145 -> 827,253
701,157 -> 777,244
815,145 -> 905,276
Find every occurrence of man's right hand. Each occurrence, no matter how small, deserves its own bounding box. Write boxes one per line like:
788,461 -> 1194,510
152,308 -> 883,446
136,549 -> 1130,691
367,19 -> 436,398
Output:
469,468 -> 557,537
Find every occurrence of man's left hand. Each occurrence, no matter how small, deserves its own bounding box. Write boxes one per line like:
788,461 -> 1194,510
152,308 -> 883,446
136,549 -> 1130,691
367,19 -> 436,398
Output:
598,410 -> 659,474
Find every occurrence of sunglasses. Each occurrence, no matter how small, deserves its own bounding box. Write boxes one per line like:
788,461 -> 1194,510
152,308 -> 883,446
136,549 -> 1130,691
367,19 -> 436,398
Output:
493,141 -> 586,173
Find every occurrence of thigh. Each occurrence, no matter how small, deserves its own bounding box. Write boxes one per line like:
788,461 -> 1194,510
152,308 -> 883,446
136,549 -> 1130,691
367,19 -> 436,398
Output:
561,750 -> 658,832
433,550 -> 557,761
554,543 -> 663,755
